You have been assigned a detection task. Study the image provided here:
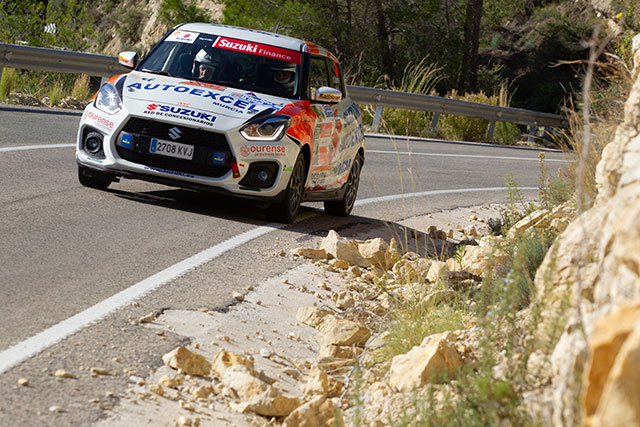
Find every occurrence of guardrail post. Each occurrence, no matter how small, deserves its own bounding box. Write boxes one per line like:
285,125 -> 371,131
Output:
527,125 -> 538,143
430,112 -> 440,130
371,105 -> 384,132
488,121 -> 496,142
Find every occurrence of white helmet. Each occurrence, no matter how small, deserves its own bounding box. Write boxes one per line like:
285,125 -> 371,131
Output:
272,66 -> 296,90
194,48 -> 218,80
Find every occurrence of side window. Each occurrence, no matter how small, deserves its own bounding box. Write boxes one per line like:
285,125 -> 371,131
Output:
308,56 -> 330,99
328,59 -> 344,93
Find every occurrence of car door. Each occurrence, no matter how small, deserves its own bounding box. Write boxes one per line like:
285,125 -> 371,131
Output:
307,55 -> 350,190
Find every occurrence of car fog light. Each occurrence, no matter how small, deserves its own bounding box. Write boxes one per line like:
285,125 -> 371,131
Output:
84,132 -> 103,154
257,170 -> 270,182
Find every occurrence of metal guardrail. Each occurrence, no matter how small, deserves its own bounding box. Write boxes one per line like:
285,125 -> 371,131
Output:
0,43 -> 127,77
1,42 -> 567,136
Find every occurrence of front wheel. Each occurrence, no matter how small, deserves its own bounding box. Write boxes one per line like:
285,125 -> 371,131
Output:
324,154 -> 362,217
266,153 -> 306,223
78,166 -> 112,190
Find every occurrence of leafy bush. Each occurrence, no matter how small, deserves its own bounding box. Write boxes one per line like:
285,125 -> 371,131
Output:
160,0 -> 212,25
72,74 -> 91,100
118,7 -> 146,44
0,68 -> 17,102
440,90 -> 492,142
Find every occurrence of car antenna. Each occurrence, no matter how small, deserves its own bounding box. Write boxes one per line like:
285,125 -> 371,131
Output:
273,18 -> 282,34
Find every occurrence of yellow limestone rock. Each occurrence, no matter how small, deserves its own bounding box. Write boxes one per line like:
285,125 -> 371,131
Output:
583,301 -> 640,423
426,261 -> 449,283
459,245 -> 508,277
389,331 -> 463,392
296,306 -> 332,328
162,346 -> 211,377
211,349 -> 255,377
317,316 -> 371,347
589,323 -> 640,427
232,388 -> 301,417
320,230 -> 367,266
283,395 -> 344,427
291,247 -> 328,260
222,366 -> 269,400
303,368 -> 343,397
358,238 -> 392,270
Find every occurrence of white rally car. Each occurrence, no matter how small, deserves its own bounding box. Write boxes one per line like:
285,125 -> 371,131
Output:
76,23 -> 365,223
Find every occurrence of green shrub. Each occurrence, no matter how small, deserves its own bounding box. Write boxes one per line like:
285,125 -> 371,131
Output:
118,7 -> 146,44
0,68 -> 17,101
47,81 -> 64,106
72,74 -> 91,100
160,0 -> 212,25
440,90 -> 492,142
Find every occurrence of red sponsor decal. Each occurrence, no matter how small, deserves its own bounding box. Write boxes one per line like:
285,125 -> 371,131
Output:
213,37 -> 301,64
320,122 -> 333,138
240,145 -> 286,157
179,81 -> 226,91
85,111 -> 114,130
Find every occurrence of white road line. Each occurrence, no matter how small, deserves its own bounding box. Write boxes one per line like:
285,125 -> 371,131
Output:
0,144 -> 75,152
0,186 -> 535,374
367,149 -> 569,162
355,187 -> 537,206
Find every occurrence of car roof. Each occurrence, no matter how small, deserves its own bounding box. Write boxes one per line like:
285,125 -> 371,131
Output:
176,23 -> 338,63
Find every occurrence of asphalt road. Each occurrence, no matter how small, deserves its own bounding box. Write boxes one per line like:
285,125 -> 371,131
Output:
0,106 -> 568,425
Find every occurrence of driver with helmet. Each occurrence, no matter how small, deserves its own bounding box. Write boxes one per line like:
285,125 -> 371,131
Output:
193,48 -> 219,81
271,66 -> 296,96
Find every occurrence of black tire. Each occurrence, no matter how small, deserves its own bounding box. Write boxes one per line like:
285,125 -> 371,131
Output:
78,166 -> 112,191
324,154 -> 362,217
266,153 -> 306,224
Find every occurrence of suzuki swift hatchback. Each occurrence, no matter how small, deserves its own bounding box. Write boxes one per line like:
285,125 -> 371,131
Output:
76,23 -> 365,223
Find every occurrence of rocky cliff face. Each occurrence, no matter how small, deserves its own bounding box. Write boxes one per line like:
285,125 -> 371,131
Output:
535,33 -> 640,427
101,0 -> 223,55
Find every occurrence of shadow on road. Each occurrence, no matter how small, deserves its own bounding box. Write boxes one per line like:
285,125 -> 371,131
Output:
108,186 -> 460,259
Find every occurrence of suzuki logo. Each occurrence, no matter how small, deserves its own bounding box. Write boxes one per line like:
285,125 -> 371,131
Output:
168,127 -> 182,140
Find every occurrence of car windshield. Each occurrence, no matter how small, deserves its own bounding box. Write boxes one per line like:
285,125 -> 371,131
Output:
139,30 -> 301,99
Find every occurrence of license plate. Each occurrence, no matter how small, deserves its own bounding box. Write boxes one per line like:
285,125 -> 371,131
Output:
149,138 -> 194,160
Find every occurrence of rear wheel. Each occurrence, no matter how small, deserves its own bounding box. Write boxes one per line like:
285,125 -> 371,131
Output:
266,153 -> 306,223
78,166 -> 112,190
324,154 -> 362,217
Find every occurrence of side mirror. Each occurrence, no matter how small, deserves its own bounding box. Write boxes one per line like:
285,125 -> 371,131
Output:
314,86 -> 342,103
118,51 -> 138,69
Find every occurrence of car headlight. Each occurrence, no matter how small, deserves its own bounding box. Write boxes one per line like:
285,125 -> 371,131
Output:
95,83 -> 122,115
240,115 -> 291,141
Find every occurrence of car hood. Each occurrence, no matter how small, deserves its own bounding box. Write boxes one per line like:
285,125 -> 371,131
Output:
121,71 -> 292,131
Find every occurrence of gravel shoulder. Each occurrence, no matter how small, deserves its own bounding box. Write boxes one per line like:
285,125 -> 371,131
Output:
93,203 -> 504,426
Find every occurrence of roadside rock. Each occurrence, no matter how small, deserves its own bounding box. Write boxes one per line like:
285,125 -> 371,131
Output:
283,396 -> 343,427
231,389 -> 300,417
582,301 -> 640,425
392,258 -> 432,283
303,368 -> 343,397
587,322 -> 640,427
162,347 -> 211,377
321,230 -> 366,266
389,331 -> 463,392
221,366 -> 269,400
317,316 -> 371,347
211,349 -> 254,377
291,247 -> 328,260
458,245 -> 508,277
427,261 -> 449,283
358,238 -> 393,270
296,306 -> 332,328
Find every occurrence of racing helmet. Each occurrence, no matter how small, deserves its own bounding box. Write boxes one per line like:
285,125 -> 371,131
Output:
193,48 -> 218,80
272,65 -> 296,91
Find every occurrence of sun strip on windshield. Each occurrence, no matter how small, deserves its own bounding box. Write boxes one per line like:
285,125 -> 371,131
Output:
212,36 -> 301,65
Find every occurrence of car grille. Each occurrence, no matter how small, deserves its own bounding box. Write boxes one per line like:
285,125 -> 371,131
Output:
116,117 -> 231,178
